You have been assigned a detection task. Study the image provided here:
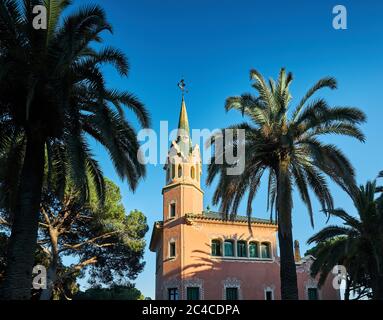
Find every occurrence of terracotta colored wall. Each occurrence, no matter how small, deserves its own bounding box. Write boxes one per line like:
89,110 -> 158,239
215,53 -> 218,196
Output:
182,219 -> 281,300
156,218 -> 340,300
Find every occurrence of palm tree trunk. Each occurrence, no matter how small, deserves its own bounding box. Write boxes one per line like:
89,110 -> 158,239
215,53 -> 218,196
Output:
40,228 -> 59,301
278,228 -> 299,300
0,132 -> 45,300
371,274 -> 383,300
344,276 -> 350,300
276,159 -> 299,300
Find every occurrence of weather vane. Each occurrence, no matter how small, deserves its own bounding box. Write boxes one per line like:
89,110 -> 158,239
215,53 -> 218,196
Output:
177,78 -> 188,96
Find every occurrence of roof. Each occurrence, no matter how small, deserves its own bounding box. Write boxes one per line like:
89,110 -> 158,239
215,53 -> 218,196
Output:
176,96 -> 192,154
149,221 -> 163,252
177,96 -> 190,138
187,211 -> 277,226
149,212 -> 277,252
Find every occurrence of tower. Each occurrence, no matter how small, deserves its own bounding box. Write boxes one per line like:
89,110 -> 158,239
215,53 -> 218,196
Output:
162,95 -> 204,220
155,94 -> 204,299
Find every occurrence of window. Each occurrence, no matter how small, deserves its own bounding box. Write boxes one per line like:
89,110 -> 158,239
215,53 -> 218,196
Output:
191,166 -> 195,179
261,242 -> 271,259
249,242 -> 259,258
168,288 -> 179,300
265,290 -> 273,300
187,287 -> 200,300
178,164 -> 182,178
224,240 -> 234,257
169,203 -> 176,218
226,287 -> 238,300
171,164 -> 176,179
237,241 -> 247,257
169,241 -> 176,258
308,288 -> 318,300
211,240 -> 222,256
196,164 -> 200,182
166,167 -> 170,182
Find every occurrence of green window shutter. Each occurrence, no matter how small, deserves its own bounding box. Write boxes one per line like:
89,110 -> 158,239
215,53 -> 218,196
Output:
308,288 -> 318,300
187,287 -> 200,300
226,288 -> 238,300
212,240 -> 221,256
261,243 -> 271,259
224,241 -> 234,257
249,243 -> 258,258
237,241 -> 246,257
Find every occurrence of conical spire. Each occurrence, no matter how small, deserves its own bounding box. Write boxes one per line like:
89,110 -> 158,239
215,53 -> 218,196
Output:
177,95 -> 190,138
176,95 -> 192,155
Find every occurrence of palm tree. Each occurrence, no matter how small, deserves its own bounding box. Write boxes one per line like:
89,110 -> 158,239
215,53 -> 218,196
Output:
207,68 -> 366,299
0,0 -> 149,299
308,180 -> 383,300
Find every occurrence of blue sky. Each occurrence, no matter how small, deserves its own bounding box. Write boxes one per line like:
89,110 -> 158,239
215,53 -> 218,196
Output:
75,0 -> 383,298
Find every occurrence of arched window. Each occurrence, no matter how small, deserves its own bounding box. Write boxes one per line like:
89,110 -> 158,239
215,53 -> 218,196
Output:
169,202 -> 176,218
224,240 -> 234,257
260,242 -> 271,259
178,164 -> 182,178
166,166 -> 170,182
249,242 -> 259,258
171,164 -> 176,179
211,239 -> 222,256
191,166 -> 195,179
237,241 -> 247,257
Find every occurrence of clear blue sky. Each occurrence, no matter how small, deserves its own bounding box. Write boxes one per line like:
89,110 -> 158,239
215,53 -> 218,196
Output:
75,0 -> 383,298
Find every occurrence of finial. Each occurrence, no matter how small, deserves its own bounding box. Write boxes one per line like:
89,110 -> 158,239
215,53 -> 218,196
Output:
177,78 -> 188,96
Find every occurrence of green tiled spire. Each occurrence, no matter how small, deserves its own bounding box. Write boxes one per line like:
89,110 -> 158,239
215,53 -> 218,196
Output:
177,95 -> 192,155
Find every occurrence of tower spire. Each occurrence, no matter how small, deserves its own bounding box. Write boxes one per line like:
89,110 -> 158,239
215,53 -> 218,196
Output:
176,79 -> 192,155
177,95 -> 191,139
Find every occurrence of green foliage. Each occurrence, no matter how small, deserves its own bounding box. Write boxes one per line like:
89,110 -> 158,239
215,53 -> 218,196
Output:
0,178 -> 148,299
207,68 -> 366,298
307,179 -> 383,299
304,237 -> 345,257
0,0 -> 150,297
40,179 -> 148,290
208,68 -> 365,225
74,284 -> 144,300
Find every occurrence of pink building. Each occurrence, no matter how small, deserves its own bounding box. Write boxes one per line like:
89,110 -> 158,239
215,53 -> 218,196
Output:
149,97 -> 340,300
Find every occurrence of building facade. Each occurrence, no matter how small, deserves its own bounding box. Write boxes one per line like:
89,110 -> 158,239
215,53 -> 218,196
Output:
149,97 -> 340,300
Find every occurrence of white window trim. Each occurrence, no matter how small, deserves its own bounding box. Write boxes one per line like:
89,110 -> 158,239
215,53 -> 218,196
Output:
264,287 -> 275,300
305,279 -> 321,300
222,278 -> 242,300
184,278 -> 204,300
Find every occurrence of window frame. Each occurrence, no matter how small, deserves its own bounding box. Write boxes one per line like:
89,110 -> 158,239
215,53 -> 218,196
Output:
307,287 -> 319,300
224,240 -> 234,257
265,289 -> 274,300
211,239 -> 222,257
178,164 -> 182,178
260,242 -> 272,259
225,287 -> 239,301
237,240 -> 247,258
186,287 -> 200,300
169,202 -> 176,219
191,166 -> 195,179
168,288 -> 179,300
169,241 -> 176,258
249,241 -> 259,258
